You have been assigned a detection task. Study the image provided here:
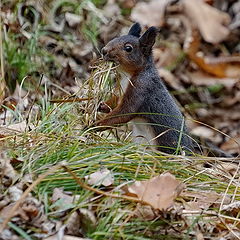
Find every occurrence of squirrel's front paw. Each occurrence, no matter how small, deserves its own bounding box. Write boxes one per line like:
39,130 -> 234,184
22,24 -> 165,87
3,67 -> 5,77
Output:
98,102 -> 112,113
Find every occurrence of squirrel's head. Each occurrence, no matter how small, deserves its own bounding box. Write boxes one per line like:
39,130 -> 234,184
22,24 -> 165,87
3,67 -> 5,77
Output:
101,23 -> 158,74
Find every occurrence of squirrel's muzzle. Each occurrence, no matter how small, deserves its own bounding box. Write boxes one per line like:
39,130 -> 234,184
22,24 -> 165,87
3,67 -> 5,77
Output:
101,47 -> 114,61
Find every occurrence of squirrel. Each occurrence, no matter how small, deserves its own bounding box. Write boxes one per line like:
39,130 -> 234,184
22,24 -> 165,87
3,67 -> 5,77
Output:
95,22 -> 193,154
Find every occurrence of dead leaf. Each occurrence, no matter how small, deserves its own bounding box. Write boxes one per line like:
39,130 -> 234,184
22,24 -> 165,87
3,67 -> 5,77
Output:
65,211 -> 81,236
0,194 -> 10,210
222,92 -> 240,106
229,1 -> 240,29
216,162 -> 239,176
221,201 -> 240,217
182,0 -> 230,43
158,68 -> 184,91
21,197 -> 41,220
118,0 -> 136,9
131,0 -> 175,27
85,168 -> 114,187
71,42 -> 93,63
78,208 -> 97,234
0,197 -> 41,223
8,186 -> 23,202
134,205 -> 157,220
185,30 -> 240,78
187,71 -> 238,90
65,12 -> 82,28
52,188 -> 74,204
196,230 -> 204,240
183,191 -> 231,209
6,120 -> 28,132
154,42 -> 185,71
58,64 -> 75,86
126,172 -> 184,211
51,207 -> 94,236
0,229 -> 19,240
0,203 -> 28,221
103,0 -> 121,18
51,188 -> 76,212
0,157 -> 18,187
191,126 -> 215,139
221,135 -> 240,155
1,97 -> 17,112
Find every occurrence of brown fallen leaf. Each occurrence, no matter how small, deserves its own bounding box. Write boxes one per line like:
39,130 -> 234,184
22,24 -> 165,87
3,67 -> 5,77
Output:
0,97 -> 17,112
182,0 -> 230,43
131,0 -> 175,27
185,30 -> 240,78
186,71 -> 238,90
190,126 -> 216,140
103,0 -> 121,18
221,201 -> 240,217
126,172 -> 185,211
0,203 -> 28,221
6,120 -> 28,132
195,230 -> 204,240
65,12 -> 82,28
65,211 -> 82,236
84,168 -> 114,187
51,188 -> 76,211
182,191 -> 231,209
78,208 -> 97,234
118,0 -> 136,9
221,135 -> 240,155
8,186 -> 23,202
216,162 -> 239,176
52,188 -> 73,204
0,156 -> 18,187
134,205 -> 157,221
0,197 -> 41,223
158,68 -> 184,91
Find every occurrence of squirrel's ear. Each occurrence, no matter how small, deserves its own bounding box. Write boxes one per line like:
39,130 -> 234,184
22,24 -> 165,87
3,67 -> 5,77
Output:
128,22 -> 141,37
139,26 -> 157,55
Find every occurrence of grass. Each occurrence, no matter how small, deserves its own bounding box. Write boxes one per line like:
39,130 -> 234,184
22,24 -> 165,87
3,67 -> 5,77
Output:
4,86 -> 239,238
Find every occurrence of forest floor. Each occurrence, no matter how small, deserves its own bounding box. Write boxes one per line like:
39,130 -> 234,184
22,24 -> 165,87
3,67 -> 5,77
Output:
0,0 -> 240,239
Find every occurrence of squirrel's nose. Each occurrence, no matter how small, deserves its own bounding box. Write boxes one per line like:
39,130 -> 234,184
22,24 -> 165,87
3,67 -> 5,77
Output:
101,47 -> 107,56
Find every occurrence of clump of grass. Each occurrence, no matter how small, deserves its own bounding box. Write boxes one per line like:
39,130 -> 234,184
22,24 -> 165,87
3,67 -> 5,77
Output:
4,59 -> 240,239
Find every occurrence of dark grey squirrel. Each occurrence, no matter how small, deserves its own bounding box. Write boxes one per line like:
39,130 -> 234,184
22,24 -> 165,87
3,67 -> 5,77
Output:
96,22 -> 193,154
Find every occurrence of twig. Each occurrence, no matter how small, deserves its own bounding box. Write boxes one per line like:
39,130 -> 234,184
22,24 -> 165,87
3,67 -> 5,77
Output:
50,97 -> 93,103
0,8 -> 6,101
62,165 -> 149,205
219,216 -> 240,240
219,161 -> 240,212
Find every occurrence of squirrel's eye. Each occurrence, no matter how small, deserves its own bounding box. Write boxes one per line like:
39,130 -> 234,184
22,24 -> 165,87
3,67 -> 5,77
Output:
124,44 -> 133,52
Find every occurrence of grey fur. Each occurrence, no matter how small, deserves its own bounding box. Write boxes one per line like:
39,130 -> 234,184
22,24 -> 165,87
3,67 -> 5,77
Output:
133,57 -> 192,153
101,23 -> 193,154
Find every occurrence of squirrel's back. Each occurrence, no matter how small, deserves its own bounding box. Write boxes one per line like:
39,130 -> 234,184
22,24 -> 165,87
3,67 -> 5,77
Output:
127,58 -> 192,153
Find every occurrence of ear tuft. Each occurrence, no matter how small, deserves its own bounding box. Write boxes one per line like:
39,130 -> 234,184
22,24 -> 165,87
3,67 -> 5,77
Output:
128,22 -> 142,37
139,26 -> 158,55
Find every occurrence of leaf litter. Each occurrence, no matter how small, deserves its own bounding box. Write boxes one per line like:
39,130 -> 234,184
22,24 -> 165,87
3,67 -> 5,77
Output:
0,0 -> 240,239
125,172 -> 184,211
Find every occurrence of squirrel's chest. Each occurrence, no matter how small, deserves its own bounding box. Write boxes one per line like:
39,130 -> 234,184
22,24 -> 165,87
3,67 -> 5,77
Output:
119,71 -> 130,94
130,118 -> 157,148
119,71 -> 157,147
